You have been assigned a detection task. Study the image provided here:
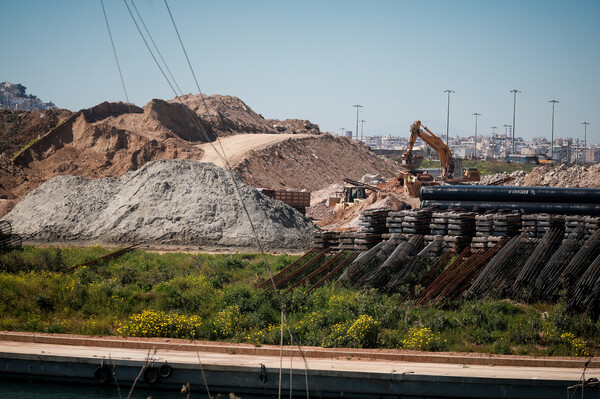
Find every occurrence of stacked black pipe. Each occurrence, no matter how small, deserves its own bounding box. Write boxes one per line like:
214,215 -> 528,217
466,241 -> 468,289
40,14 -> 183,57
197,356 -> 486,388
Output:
420,186 -> 600,215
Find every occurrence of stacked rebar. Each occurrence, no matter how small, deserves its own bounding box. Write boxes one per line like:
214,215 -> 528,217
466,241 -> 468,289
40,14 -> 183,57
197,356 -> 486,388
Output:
466,232 -> 538,299
530,226 -> 585,302
510,228 -> 564,300
569,254 -> 600,314
358,235 -> 424,289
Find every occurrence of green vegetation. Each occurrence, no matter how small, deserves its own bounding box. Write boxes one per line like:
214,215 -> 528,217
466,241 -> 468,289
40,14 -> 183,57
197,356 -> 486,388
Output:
12,136 -> 42,159
417,159 -> 537,176
0,246 -> 598,356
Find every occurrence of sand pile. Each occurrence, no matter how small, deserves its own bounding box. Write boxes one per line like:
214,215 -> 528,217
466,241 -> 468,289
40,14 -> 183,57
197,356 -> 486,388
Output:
2,159 -> 316,251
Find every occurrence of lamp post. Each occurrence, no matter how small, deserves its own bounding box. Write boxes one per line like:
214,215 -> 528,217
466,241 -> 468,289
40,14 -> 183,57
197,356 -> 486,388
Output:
549,100 -> 559,160
353,104 -> 363,141
444,90 -> 455,146
472,113 -> 481,159
582,122 -> 590,158
359,119 -> 366,142
510,90 -> 520,154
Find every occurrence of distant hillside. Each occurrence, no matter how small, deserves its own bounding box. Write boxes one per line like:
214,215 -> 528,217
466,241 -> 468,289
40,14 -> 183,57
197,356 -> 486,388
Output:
0,82 -> 56,111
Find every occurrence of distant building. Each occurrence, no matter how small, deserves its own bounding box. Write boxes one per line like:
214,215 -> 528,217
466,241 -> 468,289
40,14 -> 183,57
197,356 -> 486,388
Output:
0,81 -> 55,111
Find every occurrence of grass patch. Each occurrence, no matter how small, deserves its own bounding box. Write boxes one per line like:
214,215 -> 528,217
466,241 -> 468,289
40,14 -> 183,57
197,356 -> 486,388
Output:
416,159 -> 536,176
0,246 -> 598,356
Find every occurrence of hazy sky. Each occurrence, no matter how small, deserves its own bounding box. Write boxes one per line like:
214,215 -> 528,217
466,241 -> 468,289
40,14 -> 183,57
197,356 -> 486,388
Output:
2,0 -> 599,143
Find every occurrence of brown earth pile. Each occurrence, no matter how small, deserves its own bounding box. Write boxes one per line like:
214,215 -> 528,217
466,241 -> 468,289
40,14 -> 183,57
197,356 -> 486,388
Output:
0,108 -> 73,155
173,94 -> 320,135
234,135 -> 399,191
0,94 -> 399,221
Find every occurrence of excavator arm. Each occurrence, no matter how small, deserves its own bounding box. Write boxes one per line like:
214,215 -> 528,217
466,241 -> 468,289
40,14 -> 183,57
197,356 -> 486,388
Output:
402,120 -> 455,179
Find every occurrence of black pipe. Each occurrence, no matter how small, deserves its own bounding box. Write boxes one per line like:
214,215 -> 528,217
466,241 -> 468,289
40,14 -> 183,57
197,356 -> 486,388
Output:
420,200 -> 600,215
420,185 -> 600,204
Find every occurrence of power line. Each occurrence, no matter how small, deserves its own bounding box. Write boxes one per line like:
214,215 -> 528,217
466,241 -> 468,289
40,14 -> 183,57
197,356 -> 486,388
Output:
100,0 -> 130,105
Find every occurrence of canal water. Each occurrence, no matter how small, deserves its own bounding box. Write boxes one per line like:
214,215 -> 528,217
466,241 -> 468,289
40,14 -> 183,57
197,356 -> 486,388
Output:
0,380 -> 275,399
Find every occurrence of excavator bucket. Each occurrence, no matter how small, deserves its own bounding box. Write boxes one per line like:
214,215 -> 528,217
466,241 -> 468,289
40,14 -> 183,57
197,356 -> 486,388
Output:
401,154 -> 424,170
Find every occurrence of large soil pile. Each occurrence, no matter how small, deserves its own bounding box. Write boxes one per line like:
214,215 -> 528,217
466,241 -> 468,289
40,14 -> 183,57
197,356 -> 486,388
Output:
234,134 -> 398,191
0,108 -> 73,155
3,159 -> 316,251
0,94 -> 398,217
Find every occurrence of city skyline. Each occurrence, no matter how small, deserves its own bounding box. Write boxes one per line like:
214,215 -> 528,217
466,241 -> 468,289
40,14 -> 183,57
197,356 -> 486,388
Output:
1,1 -> 598,144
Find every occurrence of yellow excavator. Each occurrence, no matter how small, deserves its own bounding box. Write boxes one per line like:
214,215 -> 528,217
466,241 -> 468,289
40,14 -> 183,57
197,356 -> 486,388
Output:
402,120 -> 456,180
400,121 -> 480,196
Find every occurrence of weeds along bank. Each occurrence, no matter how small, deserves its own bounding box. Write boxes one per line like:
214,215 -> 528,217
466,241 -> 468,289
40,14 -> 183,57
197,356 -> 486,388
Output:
0,246 -> 598,357
2,159 -> 316,251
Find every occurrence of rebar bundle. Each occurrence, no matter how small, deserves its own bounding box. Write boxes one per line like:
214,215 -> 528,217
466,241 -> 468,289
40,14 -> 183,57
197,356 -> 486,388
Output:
384,238 -> 444,293
417,240 -> 507,304
357,235 -> 424,289
337,235 -> 399,287
510,228 -> 564,300
553,228 -> 600,296
530,225 -> 585,302
569,253 -> 600,314
466,232 -> 537,299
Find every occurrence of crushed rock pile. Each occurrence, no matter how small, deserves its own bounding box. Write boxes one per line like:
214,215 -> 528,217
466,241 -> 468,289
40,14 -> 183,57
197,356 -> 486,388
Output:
478,170 -> 527,186
2,159 -> 316,251
479,163 -> 600,188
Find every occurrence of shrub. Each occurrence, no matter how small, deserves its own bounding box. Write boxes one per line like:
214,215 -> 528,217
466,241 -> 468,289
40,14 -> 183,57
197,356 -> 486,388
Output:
401,327 -> 444,351
119,310 -> 202,339
322,315 -> 379,348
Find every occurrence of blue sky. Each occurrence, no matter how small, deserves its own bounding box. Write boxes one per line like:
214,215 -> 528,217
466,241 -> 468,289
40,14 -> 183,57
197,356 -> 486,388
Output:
1,0 -> 599,143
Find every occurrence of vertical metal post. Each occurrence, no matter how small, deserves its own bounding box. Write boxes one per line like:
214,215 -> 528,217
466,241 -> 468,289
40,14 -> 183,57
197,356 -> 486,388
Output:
582,122 -> 590,162
444,90 -> 454,146
353,104 -> 363,141
359,119 -> 366,142
472,113 -> 481,159
549,100 -> 559,160
510,90 -> 520,154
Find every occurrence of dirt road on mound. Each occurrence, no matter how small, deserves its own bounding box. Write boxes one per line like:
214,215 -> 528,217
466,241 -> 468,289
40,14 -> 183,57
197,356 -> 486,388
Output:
198,133 -> 312,167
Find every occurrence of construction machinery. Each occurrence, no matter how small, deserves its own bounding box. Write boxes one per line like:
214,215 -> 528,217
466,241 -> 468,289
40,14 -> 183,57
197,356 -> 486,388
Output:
402,120 -> 456,180
400,121 -> 480,196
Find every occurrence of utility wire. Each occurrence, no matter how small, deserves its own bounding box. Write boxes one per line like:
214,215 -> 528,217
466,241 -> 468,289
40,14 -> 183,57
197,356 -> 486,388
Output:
122,0 -> 178,96
164,5 -> 321,397
130,0 -> 183,96
124,1 -> 318,397
100,0 -> 131,106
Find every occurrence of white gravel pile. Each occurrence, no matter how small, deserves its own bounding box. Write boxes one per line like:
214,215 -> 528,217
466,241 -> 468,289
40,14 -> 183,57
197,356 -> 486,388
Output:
3,159 -> 316,251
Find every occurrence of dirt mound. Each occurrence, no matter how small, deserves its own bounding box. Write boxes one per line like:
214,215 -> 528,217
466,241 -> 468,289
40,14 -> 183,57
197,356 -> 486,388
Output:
234,134 -> 399,191
3,159 -> 316,251
317,191 -> 408,231
0,108 -> 73,156
0,94 -> 397,221
480,163 -> 600,188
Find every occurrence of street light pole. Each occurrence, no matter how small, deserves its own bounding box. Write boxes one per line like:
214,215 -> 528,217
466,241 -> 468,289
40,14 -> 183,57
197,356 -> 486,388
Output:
549,100 -> 559,160
359,120 -> 366,142
444,90 -> 455,147
472,113 -> 481,159
491,126 -> 498,159
353,104 -> 363,141
582,121 -> 590,154
510,90 -> 520,154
